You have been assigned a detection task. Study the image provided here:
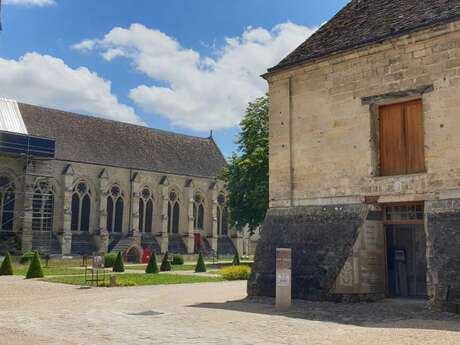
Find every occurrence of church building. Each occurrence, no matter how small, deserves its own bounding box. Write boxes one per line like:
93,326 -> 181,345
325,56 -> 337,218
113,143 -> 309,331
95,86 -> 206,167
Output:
250,0 -> 460,311
0,99 -> 240,261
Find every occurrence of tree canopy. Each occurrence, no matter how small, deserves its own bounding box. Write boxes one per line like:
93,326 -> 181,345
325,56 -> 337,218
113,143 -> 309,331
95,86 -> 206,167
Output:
222,96 -> 268,234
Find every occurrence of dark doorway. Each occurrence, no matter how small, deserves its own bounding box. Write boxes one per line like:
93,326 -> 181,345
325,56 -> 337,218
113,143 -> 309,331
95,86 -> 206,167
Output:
385,224 -> 427,298
383,203 -> 427,298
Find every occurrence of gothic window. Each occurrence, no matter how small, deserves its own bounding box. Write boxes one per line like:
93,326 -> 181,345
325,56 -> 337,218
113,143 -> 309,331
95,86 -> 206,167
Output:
216,193 -> 228,236
0,176 -> 15,231
193,192 -> 205,230
139,187 -> 154,233
71,181 -> 91,232
32,180 -> 54,232
167,190 -> 180,234
107,184 -> 124,233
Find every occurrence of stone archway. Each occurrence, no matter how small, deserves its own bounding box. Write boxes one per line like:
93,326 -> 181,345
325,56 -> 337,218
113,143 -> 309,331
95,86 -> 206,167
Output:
124,244 -> 143,263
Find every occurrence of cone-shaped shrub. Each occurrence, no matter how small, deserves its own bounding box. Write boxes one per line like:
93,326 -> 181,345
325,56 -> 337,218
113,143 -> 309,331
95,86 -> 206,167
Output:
26,251 -> 44,279
0,251 -> 14,276
195,251 -> 206,273
145,251 -> 159,274
112,252 -> 125,272
232,252 -> 241,266
160,252 -> 172,272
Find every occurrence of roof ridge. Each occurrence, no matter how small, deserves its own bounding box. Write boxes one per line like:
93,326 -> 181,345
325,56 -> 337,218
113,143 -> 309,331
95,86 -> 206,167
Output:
17,101 -> 212,141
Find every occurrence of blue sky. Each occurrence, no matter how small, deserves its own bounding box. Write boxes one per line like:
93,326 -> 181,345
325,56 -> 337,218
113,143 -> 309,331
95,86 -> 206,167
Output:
0,0 -> 348,157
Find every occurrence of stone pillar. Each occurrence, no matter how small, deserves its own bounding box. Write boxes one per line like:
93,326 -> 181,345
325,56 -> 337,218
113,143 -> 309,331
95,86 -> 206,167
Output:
21,173 -> 35,252
185,185 -> 195,254
98,169 -> 109,253
131,172 -> 141,243
61,166 -> 74,255
159,185 -> 169,253
210,189 -> 218,252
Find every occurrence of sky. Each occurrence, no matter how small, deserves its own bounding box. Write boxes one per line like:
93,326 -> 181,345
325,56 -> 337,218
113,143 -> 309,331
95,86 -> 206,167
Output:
0,0 -> 349,157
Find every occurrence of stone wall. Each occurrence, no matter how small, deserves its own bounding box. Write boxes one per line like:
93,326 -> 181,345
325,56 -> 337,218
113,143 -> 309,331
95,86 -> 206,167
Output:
426,199 -> 460,306
248,204 -> 367,300
266,20 -> 460,208
0,156 -> 238,255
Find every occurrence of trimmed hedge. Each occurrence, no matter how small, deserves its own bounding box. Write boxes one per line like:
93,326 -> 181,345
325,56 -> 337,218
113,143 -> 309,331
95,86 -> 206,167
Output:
0,251 -> 14,276
104,252 -> 118,268
145,251 -> 159,274
112,252 -> 125,272
171,254 -> 184,265
20,251 -> 35,265
232,252 -> 241,266
160,252 -> 172,272
220,265 -> 251,280
195,251 -> 206,273
26,251 -> 44,279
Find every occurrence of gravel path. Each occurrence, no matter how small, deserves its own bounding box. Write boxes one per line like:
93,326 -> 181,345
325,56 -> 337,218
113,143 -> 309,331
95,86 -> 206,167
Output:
1,276 -> 459,345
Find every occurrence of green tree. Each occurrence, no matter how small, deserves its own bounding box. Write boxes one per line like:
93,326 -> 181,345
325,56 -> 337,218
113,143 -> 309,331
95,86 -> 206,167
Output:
26,251 -> 44,279
195,251 -> 206,273
160,252 -> 172,272
222,96 -> 269,234
145,251 -> 159,274
232,252 -> 241,266
112,252 -> 125,272
0,251 -> 14,276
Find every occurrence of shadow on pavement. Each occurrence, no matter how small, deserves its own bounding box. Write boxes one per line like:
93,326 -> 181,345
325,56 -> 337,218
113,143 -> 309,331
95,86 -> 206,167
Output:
190,296 -> 460,332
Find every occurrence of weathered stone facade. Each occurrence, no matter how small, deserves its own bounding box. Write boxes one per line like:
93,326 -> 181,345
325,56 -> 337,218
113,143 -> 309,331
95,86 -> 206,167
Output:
0,104 -> 242,259
250,6 -> 460,308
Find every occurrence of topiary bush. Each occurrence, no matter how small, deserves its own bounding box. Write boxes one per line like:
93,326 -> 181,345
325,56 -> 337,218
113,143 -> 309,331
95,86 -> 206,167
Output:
160,252 -> 172,272
0,251 -> 14,276
195,251 -> 206,273
20,251 -> 35,265
26,251 -> 44,279
145,251 -> 159,274
104,252 -> 118,268
220,265 -> 251,280
232,252 -> 241,266
112,252 -> 125,272
171,253 -> 184,265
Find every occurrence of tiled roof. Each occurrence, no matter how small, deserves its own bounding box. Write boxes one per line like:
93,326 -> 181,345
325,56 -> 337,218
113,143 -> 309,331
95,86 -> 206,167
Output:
270,0 -> 460,72
19,103 -> 227,178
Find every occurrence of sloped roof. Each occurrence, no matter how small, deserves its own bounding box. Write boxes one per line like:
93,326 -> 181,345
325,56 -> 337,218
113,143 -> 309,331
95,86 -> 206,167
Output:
270,0 -> 460,73
19,103 -> 227,178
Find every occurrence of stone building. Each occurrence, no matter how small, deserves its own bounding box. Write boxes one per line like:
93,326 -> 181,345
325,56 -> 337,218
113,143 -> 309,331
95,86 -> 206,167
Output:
0,99 -> 240,261
249,0 -> 460,309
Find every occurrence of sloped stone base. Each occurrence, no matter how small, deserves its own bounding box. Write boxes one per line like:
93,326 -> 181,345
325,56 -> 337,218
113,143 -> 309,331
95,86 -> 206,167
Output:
248,204 -> 368,300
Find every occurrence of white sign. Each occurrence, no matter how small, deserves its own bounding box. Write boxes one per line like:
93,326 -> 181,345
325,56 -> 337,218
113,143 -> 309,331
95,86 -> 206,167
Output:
276,271 -> 290,287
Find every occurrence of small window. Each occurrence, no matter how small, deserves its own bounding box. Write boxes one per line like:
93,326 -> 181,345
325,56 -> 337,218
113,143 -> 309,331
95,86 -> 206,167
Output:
379,99 -> 425,176
384,203 -> 424,224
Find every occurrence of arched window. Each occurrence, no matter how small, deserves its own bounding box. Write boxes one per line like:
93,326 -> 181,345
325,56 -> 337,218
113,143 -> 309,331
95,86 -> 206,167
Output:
0,176 -> 15,231
107,184 -> 124,233
167,190 -> 180,234
32,180 -> 54,232
216,193 -> 228,236
193,192 -> 205,230
71,181 -> 91,232
139,187 -> 154,233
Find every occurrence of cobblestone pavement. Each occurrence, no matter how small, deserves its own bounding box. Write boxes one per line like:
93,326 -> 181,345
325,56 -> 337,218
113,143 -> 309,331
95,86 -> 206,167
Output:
1,276 -> 460,345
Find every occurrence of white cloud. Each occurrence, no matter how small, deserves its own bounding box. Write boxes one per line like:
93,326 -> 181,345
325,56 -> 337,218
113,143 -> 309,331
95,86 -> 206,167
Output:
73,22 -> 315,131
0,52 -> 141,124
3,0 -> 55,6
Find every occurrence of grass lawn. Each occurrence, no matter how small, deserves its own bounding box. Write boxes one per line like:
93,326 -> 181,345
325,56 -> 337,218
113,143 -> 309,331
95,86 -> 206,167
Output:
13,265 -> 85,277
125,264 -> 196,271
42,273 -> 224,286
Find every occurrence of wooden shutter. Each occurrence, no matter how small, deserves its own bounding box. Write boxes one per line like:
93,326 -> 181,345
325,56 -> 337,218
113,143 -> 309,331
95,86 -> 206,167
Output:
379,99 -> 425,176
379,103 -> 406,176
404,100 -> 425,174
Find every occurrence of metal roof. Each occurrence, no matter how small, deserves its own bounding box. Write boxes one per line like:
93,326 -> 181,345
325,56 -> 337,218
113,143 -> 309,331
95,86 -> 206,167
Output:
0,98 -> 28,134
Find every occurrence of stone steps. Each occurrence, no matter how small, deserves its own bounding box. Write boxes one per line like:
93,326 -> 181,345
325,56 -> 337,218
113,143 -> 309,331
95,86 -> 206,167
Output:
32,231 -> 61,255
217,236 -> 236,256
141,235 -> 161,255
71,233 -> 97,255
168,234 -> 187,254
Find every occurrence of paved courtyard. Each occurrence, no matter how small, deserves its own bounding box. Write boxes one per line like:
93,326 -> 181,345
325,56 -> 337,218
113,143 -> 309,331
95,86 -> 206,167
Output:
1,276 -> 460,345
